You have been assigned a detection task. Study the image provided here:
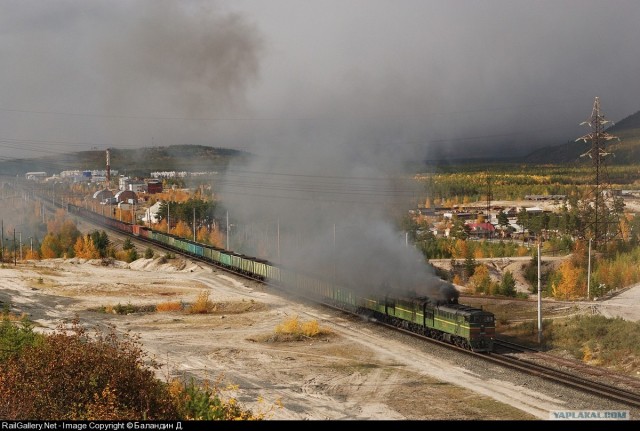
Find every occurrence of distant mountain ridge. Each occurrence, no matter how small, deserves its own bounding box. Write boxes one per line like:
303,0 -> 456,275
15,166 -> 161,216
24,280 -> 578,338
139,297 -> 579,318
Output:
0,145 -> 249,177
523,109 -> 640,165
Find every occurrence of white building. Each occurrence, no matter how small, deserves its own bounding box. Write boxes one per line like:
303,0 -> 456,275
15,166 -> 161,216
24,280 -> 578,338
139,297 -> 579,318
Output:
141,201 -> 163,224
25,172 -> 47,181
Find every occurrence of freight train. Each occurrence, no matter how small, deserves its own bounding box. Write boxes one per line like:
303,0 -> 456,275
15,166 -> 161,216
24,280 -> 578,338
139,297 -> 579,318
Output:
66,203 -> 495,352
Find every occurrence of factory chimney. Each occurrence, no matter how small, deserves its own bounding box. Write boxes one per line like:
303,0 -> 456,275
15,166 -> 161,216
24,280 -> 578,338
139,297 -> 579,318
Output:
106,148 -> 111,188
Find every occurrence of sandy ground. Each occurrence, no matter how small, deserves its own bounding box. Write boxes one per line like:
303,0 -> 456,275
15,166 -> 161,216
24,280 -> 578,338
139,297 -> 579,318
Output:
596,282 -> 640,321
0,257 -> 636,420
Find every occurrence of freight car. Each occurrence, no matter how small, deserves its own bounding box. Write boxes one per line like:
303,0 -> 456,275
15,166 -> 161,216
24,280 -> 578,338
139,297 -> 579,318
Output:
67,204 -> 494,352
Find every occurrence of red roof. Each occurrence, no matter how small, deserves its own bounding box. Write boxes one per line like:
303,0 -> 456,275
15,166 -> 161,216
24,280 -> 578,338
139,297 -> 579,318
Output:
467,222 -> 495,231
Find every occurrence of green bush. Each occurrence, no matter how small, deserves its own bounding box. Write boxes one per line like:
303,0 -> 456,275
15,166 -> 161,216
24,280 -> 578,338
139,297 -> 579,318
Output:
0,311 -> 42,362
122,238 -> 134,251
144,247 -> 154,259
0,319 -> 178,420
172,378 -> 256,420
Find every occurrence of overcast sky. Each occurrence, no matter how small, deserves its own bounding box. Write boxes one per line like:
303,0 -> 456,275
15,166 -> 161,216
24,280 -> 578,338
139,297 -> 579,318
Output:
2,0 -> 640,163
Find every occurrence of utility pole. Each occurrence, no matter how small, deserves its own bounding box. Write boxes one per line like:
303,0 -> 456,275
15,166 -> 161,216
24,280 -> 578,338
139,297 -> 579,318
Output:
537,241 -> 542,344
486,173 -> 492,217
193,207 -> 196,241
13,228 -> 16,266
167,201 -> 170,234
587,238 -> 592,299
226,211 -> 230,250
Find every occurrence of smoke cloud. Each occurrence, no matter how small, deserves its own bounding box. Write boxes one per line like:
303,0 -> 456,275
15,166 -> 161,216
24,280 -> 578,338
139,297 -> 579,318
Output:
0,0 -> 263,157
217,130 -> 458,301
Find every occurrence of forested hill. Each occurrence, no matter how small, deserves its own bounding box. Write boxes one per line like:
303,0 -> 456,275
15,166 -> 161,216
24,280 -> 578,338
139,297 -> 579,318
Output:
0,145 -> 250,177
524,109 -> 640,165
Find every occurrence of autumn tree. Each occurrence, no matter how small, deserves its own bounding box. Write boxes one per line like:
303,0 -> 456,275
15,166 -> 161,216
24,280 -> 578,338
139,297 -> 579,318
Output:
24,249 -> 41,261
40,233 -> 62,259
42,210 -> 81,258
551,260 -> 585,299
196,226 -> 210,244
469,264 -> 491,294
172,221 -> 191,238
208,228 -> 225,249
73,235 -> 100,259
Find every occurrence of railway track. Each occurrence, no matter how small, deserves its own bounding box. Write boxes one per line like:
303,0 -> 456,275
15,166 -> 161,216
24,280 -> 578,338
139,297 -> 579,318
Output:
38,194 -> 640,409
487,348 -> 640,408
297,302 -> 640,409
492,338 -> 540,354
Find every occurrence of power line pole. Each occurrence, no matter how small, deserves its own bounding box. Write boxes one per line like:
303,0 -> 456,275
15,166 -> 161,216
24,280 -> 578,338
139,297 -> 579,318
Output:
576,97 -> 621,249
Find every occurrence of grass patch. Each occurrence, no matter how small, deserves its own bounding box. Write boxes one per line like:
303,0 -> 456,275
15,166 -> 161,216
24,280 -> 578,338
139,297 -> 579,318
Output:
90,303 -> 156,315
461,297 -> 579,324
32,267 -> 62,277
508,315 -> 640,374
156,301 -> 184,312
185,291 -> 265,315
267,315 -> 332,342
90,297 -> 265,316
186,291 -> 214,314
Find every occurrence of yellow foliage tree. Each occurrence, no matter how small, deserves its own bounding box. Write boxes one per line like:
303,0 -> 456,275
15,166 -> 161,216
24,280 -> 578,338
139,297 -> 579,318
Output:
172,220 -> 192,238
196,226 -> 210,244
40,233 -> 61,258
74,235 -> 100,259
474,247 -> 484,259
208,229 -> 225,249
469,264 -> 491,294
620,215 -> 631,242
452,238 -> 467,259
552,260 -> 584,299
24,249 -> 41,260
155,219 -> 168,233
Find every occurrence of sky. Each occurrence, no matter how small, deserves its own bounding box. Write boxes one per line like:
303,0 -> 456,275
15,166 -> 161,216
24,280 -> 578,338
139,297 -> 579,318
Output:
2,0 -> 640,164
